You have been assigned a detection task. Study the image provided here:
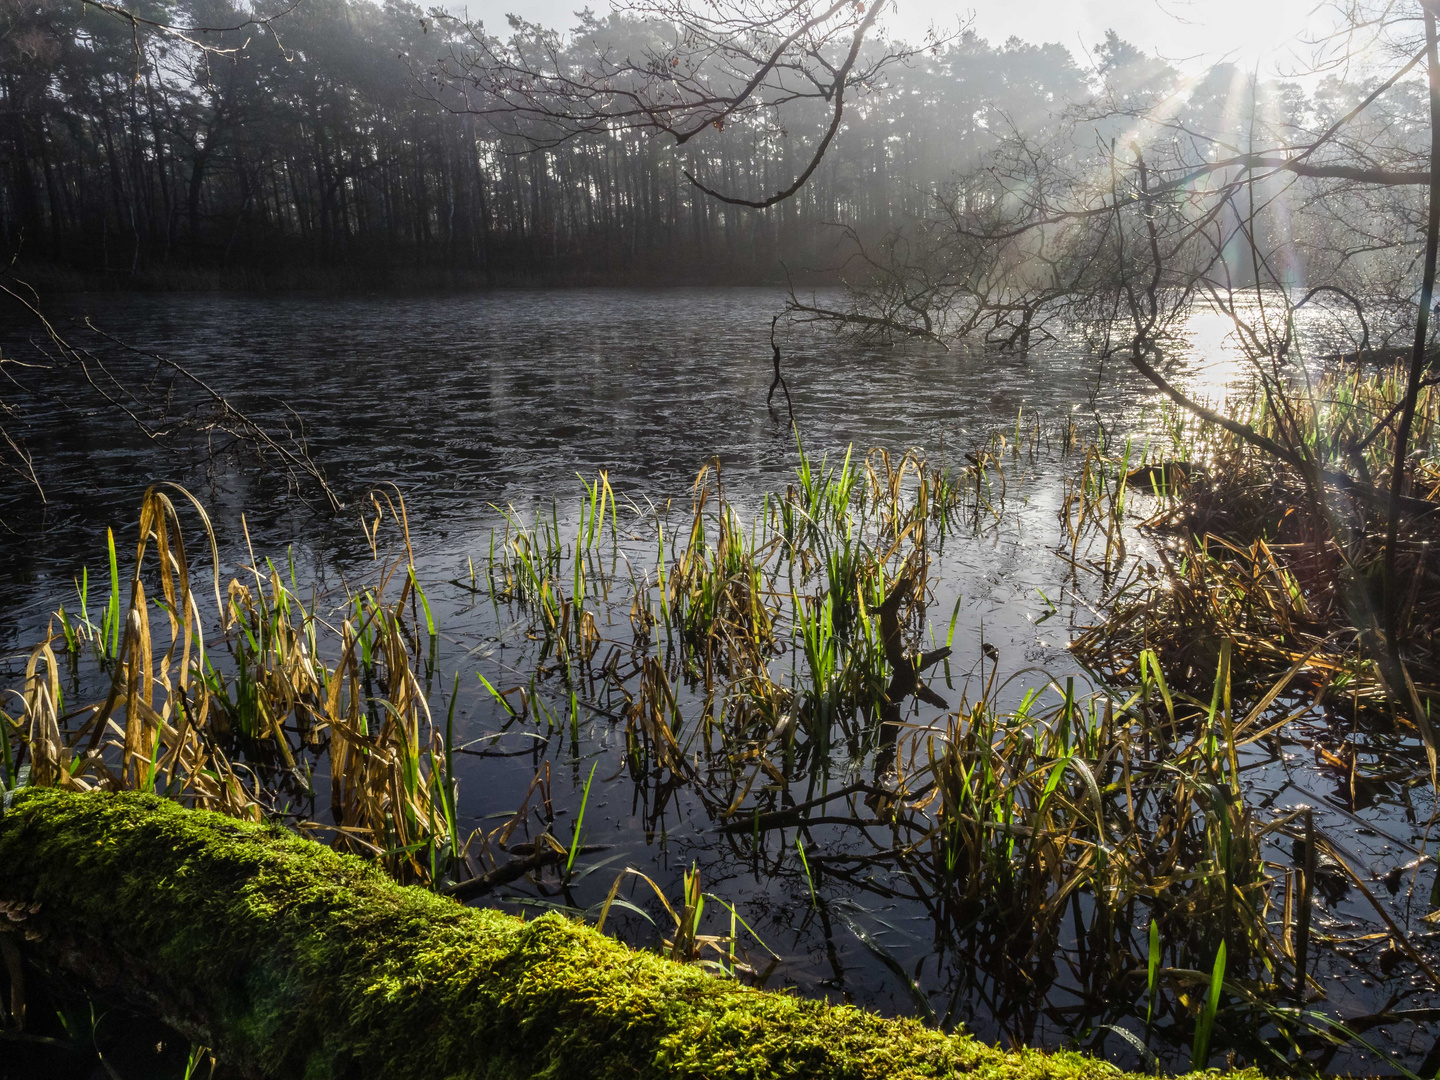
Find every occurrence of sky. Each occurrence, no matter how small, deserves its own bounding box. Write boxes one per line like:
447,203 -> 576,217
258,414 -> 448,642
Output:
944,0 -> 1326,72
462,0 -> 1331,75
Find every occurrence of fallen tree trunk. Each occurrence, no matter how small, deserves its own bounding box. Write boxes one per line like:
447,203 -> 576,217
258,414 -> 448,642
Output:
0,789 -> 1251,1080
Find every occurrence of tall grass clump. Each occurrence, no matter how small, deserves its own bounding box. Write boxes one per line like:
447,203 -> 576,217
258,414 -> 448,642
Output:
1075,364 -> 1440,715
2,485 -> 458,885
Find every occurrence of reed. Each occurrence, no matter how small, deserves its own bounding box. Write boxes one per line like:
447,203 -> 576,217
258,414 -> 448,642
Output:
457,439 -> 1331,1066
7,413 -> 1429,1073
1075,363 -> 1440,709
1,485 -> 457,886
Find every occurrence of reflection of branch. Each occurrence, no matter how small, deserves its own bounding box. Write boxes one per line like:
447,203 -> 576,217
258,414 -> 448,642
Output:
766,314 -> 795,426
442,841 -> 609,900
716,781 -> 883,833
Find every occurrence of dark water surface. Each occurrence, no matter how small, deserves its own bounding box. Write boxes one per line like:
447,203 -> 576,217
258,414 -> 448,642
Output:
2,289 -> 1435,1074
2,288 -> 1121,607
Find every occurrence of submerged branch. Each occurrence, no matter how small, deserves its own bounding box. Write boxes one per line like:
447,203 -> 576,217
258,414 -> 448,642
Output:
783,297 -> 948,347
442,841 -> 610,901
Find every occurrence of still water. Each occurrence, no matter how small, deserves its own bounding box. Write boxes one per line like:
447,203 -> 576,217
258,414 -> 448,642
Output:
1,288 -> 1433,1074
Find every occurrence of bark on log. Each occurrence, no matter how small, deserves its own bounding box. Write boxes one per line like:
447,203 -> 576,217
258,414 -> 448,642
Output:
0,789 -> 1255,1080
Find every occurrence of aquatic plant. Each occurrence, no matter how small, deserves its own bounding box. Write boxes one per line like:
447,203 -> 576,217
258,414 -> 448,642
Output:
7,421 -> 1437,1075
1076,364 -> 1440,726
2,485 -> 457,885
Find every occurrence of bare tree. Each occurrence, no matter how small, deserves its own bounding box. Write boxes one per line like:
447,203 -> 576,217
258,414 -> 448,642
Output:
786,3 -> 1440,708
810,12 -> 1437,477
424,0 -> 948,207
73,0 -> 303,58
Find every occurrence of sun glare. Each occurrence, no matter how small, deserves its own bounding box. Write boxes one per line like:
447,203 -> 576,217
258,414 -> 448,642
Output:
1176,308 -> 1249,405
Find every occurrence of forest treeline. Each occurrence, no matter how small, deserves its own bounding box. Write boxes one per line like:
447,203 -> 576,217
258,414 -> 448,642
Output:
0,0 -> 1097,286
0,0 -> 1404,288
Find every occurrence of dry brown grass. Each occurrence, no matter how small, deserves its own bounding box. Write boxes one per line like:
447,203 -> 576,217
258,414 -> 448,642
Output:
1074,365 -> 1440,715
2,485 -> 457,885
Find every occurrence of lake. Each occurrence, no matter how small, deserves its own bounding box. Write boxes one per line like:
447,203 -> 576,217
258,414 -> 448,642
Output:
2,287 -> 1433,1074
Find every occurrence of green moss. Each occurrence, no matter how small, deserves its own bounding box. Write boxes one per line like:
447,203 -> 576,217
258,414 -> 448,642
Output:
0,789 -> 1260,1080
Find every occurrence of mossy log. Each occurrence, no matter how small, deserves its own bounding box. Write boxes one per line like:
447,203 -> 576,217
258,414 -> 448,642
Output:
0,790 -> 1256,1080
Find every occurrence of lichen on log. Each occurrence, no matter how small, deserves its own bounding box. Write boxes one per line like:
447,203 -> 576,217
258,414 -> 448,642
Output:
0,789 -> 1258,1080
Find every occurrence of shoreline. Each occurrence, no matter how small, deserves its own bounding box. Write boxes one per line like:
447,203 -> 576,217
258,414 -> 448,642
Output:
4,260 -> 843,298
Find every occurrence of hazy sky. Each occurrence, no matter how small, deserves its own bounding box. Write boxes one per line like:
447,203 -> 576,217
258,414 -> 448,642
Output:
466,0 -> 1328,74
943,1 -> 1324,71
